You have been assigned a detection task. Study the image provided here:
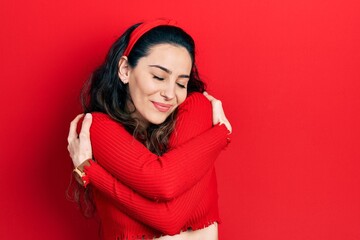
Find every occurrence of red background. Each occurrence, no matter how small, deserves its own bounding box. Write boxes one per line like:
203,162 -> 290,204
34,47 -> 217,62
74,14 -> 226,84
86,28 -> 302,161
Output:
1,0 -> 359,239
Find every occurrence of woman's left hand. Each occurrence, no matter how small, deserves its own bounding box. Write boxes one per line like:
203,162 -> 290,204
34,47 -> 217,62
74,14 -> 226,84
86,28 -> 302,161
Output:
203,92 -> 232,134
67,113 -> 93,168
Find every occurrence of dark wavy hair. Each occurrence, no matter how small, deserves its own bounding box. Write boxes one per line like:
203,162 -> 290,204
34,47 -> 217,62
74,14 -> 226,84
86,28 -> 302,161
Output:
67,22 -> 206,217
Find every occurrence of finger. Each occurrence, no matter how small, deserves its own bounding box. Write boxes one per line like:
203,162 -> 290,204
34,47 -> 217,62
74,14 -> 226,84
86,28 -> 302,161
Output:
78,113 -> 92,140
67,113 -> 84,143
213,99 -> 222,107
228,124 -> 232,134
223,117 -> 232,133
225,121 -> 232,134
203,92 -> 216,102
78,113 -> 93,161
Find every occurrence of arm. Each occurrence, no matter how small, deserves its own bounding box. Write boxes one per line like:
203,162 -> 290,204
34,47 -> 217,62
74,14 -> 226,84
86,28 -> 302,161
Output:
90,92 -> 230,201
68,92 -> 231,234
84,161 -> 214,235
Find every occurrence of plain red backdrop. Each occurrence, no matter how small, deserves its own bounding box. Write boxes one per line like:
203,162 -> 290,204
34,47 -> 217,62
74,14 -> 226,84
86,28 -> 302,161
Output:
1,0 -> 359,239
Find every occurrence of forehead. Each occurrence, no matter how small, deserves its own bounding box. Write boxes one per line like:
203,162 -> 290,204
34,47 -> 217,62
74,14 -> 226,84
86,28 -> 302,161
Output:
138,44 -> 192,73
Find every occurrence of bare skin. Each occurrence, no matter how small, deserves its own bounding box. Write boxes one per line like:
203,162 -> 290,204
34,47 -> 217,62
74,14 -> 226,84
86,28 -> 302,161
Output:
154,222 -> 218,240
68,93 -> 231,239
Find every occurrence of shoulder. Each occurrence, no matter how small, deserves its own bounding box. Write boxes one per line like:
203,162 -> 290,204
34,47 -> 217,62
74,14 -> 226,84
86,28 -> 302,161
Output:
90,112 -> 125,131
176,92 -> 212,123
89,112 -> 133,143
91,112 -> 111,121
180,92 -> 211,110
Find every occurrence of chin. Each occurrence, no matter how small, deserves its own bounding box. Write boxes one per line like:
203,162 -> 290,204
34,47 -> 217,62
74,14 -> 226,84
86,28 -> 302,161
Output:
146,114 -> 170,125
149,118 -> 168,125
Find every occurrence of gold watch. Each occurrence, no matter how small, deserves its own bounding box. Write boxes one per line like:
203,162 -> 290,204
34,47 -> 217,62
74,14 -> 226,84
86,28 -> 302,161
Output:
73,159 -> 91,186
73,167 -> 86,186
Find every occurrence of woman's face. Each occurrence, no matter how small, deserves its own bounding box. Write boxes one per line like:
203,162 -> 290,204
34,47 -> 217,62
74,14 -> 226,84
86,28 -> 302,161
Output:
125,44 -> 192,126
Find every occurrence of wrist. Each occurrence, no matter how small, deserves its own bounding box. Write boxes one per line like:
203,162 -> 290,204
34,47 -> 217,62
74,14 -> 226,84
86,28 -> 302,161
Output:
73,159 -> 92,187
77,159 -> 92,171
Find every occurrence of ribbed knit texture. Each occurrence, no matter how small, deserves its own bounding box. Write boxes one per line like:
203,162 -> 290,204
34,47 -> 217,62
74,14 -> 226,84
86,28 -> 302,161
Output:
84,92 -> 230,239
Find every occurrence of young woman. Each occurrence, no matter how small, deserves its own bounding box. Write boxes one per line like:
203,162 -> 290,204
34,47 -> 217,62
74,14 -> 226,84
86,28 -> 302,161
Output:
67,19 -> 232,240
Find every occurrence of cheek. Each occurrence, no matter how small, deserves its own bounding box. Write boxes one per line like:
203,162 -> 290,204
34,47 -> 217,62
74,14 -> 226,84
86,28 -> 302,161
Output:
177,91 -> 187,105
130,77 -> 156,99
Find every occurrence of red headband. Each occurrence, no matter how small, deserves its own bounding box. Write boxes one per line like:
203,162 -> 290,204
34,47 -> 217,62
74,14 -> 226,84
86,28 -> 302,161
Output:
123,19 -> 178,57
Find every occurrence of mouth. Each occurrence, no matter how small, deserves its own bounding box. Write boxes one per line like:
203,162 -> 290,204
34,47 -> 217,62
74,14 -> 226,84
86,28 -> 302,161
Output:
151,101 -> 173,112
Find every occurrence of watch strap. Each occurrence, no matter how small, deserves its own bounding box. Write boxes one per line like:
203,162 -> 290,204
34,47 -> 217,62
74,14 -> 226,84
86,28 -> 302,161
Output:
73,159 -> 92,187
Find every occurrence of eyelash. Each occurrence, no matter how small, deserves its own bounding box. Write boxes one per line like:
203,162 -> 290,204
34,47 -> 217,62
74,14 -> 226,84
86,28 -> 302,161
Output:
153,75 -> 186,89
177,83 -> 186,89
153,75 -> 164,80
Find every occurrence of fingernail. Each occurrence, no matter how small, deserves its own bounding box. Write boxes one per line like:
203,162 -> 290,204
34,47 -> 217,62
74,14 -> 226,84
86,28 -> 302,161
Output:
85,113 -> 91,118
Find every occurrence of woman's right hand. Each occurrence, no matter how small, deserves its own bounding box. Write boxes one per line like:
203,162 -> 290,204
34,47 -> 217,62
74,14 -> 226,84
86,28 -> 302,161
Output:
203,92 -> 232,134
67,113 -> 93,168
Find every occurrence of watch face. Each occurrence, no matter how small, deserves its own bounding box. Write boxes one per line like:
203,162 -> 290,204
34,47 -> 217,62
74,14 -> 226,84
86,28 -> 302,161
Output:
73,170 -> 85,186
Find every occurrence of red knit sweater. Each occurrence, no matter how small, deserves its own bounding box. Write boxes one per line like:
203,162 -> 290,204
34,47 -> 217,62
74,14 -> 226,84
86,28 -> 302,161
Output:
83,92 -> 230,239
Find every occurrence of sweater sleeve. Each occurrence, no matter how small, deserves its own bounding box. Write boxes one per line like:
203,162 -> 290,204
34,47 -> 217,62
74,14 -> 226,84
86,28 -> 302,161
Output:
90,92 -> 230,201
84,161 -> 214,236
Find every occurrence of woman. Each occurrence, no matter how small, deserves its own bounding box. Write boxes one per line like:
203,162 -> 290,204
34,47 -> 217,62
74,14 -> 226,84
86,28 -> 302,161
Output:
67,19 -> 232,239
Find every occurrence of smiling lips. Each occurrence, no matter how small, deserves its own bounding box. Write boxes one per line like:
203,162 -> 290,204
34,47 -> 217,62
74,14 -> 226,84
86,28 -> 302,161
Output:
152,101 -> 173,112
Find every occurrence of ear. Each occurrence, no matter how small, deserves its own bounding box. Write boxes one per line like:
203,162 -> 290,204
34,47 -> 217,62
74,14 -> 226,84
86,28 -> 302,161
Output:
118,56 -> 131,84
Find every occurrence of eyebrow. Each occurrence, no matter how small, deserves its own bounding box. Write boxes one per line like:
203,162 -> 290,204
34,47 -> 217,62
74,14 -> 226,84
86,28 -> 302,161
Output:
149,65 -> 190,79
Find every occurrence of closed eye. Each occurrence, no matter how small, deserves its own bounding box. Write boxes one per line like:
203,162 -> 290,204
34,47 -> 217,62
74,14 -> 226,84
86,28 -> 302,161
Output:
177,83 -> 186,89
153,75 -> 164,80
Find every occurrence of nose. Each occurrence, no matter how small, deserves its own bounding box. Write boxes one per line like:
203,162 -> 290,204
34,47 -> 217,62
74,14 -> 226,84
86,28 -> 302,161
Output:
160,81 -> 176,100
